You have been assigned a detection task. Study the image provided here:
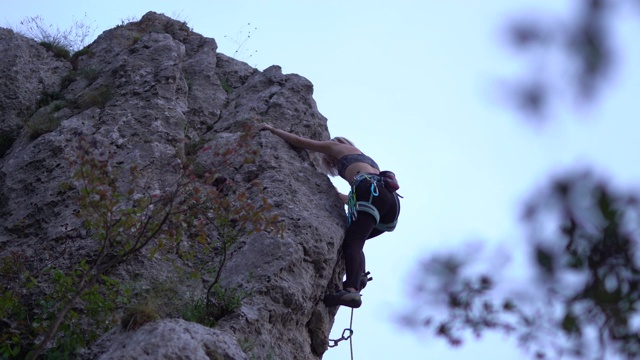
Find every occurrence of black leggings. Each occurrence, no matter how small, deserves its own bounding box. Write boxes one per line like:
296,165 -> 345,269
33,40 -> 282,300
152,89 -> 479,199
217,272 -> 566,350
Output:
342,178 -> 400,290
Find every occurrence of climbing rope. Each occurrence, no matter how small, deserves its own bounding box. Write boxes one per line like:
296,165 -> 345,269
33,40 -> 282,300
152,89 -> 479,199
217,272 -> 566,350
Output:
328,308 -> 355,360
349,307 -> 354,360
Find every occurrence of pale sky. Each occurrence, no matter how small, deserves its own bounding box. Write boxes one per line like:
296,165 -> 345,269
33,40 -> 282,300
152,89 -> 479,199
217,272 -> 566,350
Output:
4,1 -> 640,359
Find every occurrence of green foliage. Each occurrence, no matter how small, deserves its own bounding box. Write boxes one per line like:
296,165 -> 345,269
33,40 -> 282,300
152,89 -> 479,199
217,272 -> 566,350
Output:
220,77 -> 233,94
51,101 -> 66,113
77,66 -> 101,82
27,266 -> 127,358
17,134 -> 201,359
0,289 -> 20,318
129,34 -> 142,47
207,284 -> 247,318
407,172 -> 640,359
182,284 -> 247,327
78,86 -> 112,109
36,90 -> 65,109
60,72 -> 78,90
504,1 -> 619,117
39,41 -> 70,60
24,110 -> 63,140
0,336 -> 21,359
177,124 -> 284,326
183,138 -> 208,177
0,288 -> 27,359
69,46 -> 94,68
125,278 -> 188,321
181,297 -> 211,326
121,302 -> 158,331
73,139 -> 181,261
2,124 -> 283,359
59,66 -> 100,91
189,161 -> 208,179
0,260 -> 33,359
184,138 -> 206,158
72,46 -> 93,58
238,338 -> 255,356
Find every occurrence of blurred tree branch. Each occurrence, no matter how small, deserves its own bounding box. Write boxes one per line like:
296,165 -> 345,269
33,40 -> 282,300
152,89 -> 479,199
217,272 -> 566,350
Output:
405,172 -> 640,359
406,1 -> 640,358
501,0 -> 636,118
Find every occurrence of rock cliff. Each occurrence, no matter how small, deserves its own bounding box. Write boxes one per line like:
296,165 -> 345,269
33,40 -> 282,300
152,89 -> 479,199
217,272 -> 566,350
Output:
0,12 -> 347,359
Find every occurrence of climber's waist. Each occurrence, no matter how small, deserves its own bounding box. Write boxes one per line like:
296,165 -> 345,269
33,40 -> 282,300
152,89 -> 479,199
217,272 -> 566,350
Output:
352,172 -> 381,184
352,171 -> 400,194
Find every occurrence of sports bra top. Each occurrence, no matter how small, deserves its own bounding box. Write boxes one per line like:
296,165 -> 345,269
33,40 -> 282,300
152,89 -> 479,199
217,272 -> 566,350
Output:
337,153 -> 380,179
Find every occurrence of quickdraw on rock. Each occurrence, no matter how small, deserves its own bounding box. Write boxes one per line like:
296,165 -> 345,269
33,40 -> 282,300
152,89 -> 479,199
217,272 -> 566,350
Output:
328,327 -> 353,348
328,308 -> 357,360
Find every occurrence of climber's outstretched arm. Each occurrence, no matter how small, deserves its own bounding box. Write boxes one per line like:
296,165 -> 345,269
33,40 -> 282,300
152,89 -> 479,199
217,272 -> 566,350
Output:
258,123 -> 345,158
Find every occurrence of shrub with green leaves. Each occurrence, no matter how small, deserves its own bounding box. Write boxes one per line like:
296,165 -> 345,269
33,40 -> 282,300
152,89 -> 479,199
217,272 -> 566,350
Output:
220,77 -> 233,94
36,90 -> 65,109
34,266 -> 126,358
1,124 -> 283,359
182,284 -> 247,327
69,46 -> 94,69
174,124 -> 285,328
39,41 -> 71,60
120,302 -> 158,331
77,86 -> 112,109
77,66 -> 101,82
24,110 -> 63,140
181,297 -> 211,326
60,72 -> 78,90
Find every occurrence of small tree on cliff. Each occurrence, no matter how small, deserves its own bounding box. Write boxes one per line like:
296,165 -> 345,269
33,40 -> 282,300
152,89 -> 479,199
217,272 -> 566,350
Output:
0,125 -> 282,359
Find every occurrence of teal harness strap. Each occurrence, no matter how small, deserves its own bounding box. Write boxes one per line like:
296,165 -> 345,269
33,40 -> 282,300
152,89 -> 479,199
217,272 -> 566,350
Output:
369,180 -> 379,202
355,201 -> 380,224
376,218 -> 397,232
347,173 -> 378,225
377,191 -> 401,232
347,173 -> 397,232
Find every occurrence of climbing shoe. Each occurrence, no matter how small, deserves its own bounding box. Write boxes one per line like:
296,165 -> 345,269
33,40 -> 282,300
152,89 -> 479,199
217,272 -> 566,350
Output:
323,290 -> 362,308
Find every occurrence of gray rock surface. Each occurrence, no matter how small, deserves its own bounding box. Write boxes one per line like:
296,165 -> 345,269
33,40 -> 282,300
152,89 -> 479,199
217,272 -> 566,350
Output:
0,11 -> 347,359
91,319 -> 249,360
0,28 -> 72,142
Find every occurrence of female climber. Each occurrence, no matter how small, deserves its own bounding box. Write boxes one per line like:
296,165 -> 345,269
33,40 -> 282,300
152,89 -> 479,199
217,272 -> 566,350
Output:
258,123 -> 401,308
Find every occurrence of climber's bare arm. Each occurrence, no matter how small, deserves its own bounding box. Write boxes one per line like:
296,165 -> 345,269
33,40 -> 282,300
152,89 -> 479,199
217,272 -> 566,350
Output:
258,123 -> 351,158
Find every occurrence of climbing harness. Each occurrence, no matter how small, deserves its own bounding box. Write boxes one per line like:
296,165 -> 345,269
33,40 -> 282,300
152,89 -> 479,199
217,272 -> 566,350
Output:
328,308 -> 356,360
347,173 -> 401,232
347,173 -> 379,225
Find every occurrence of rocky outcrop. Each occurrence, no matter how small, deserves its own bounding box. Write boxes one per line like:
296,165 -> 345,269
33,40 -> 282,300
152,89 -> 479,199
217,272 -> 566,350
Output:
0,27 -> 72,155
89,319 -> 249,360
0,12 -> 346,359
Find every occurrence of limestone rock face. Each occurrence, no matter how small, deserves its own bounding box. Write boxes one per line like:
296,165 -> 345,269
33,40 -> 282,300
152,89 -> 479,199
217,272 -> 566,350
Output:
0,12 -> 346,359
90,319 -> 249,360
0,28 -> 72,142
